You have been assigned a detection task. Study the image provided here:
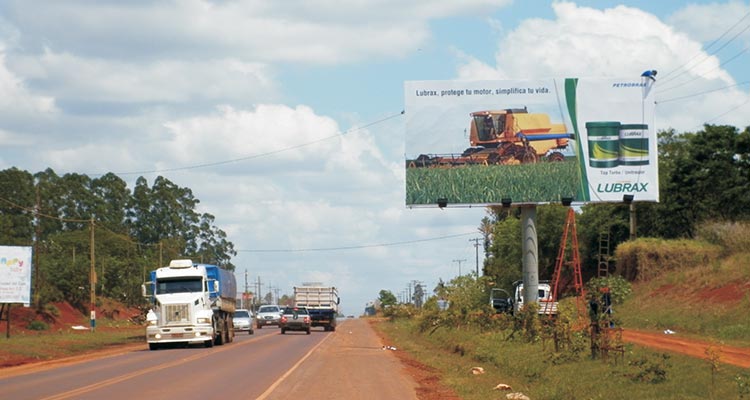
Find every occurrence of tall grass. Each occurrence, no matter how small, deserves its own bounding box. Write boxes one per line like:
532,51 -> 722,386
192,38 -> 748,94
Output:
375,318 -> 748,400
405,160 -> 579,205
615,238 -> 722,281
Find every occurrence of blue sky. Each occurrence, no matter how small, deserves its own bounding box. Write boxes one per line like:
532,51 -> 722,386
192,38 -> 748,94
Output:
1,1 -> 749,313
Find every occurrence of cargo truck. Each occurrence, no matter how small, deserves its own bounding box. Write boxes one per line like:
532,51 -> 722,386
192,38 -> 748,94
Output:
294,285 -> 340,331
143,259 -> 237,350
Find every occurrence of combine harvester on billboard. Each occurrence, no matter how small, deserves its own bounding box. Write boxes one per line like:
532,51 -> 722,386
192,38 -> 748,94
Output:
407,107 -> 574,168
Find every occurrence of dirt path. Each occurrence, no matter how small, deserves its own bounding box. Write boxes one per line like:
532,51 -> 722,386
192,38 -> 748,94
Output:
622,329 -> 750,368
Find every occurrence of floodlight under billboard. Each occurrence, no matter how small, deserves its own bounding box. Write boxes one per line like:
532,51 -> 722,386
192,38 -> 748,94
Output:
404,77 -> 658,207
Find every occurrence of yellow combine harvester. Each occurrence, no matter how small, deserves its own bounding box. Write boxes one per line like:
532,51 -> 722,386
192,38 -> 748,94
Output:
408,107 -> 573,167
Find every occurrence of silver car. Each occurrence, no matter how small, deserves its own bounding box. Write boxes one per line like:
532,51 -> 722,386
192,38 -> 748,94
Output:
233,309 -> 254,334
255,305 -> 282,329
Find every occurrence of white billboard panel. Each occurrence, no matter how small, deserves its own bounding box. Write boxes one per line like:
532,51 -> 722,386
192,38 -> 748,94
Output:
404,77 -> 658,206
0,246 -> 33,304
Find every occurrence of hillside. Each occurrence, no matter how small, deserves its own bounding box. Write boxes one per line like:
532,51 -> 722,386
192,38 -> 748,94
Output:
615,240 -> 750,343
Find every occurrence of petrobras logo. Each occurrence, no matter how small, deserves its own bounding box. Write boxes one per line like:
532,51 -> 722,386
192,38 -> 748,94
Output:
612,82 -> 646,88
596,182 -> 648,193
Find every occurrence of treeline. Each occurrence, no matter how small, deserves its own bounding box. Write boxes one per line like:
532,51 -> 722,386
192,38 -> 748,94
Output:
0,168 -> 236,310
483,124 -> 750,291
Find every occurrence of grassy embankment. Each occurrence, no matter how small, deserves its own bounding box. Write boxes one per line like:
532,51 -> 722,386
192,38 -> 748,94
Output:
373,222 -> 750,399
1,303 -> 145,368
1,326 -> 144,364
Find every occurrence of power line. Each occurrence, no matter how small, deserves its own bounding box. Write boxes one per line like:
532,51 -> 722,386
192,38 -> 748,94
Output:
237,231 -> 476,253
703,98 -> 750,126
656,81 -> 750,104
0,196 -> 89,223
105,111 -> 405,176
659,45 -> 749,93
660,9 -> 750,84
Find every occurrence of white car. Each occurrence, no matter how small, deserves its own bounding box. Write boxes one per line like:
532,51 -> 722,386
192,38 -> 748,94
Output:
256,305 -> 282,329
233,309 -> 255,334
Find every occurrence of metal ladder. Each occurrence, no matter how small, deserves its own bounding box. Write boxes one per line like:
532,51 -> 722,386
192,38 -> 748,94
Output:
598,232 -> 611,278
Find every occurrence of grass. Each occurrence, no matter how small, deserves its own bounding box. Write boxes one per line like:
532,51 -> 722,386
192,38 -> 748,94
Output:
1,325 -> 144,365
374,318 -> 749,400
405,160 -> 580,205
616,251 -> 750,343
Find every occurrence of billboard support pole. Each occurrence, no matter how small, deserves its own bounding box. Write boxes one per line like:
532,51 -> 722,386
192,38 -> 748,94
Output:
2,303 -> 10,339
521,205 -> 539,308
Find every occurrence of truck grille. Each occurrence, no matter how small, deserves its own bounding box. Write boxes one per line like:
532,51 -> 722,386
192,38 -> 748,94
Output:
163,303 -> 191,324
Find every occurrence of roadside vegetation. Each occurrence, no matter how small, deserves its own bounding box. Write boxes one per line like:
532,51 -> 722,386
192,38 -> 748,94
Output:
1,327 -> 143,367
373,243 -> 750,399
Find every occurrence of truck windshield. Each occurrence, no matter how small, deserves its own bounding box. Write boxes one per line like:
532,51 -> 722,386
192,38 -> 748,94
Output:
155,278 -> 203,294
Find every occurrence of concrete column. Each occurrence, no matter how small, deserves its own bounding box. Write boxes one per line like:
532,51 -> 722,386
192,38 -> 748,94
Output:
521,205 -> 539,306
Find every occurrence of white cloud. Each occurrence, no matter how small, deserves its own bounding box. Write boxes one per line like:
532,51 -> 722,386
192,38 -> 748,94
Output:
163,104 -> 340,165
667,1 -> 750,43
0,47 -> 57,117
8,0 -> 512,65
455,2 -> 749,132
14,49 -> 276,105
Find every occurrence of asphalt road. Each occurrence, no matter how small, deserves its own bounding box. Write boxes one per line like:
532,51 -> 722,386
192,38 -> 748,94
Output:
0,319 -> 419,400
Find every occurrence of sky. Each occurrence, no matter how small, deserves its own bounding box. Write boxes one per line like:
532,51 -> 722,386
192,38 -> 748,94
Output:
1,0 -> 749,315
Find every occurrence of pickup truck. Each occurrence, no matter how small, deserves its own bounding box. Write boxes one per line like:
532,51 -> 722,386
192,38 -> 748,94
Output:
280,306 -> 312,335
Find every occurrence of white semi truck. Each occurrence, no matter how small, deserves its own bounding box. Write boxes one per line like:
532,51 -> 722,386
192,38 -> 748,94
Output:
143,259 -> 237,350
294,285 -> 340,331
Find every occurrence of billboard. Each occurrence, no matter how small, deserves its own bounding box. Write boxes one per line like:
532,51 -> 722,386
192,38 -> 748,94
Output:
404,77 -> 658,207
0,246 -> 33,304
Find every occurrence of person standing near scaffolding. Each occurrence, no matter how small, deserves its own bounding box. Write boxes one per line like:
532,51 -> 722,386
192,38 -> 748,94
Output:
600,287 -> 613,328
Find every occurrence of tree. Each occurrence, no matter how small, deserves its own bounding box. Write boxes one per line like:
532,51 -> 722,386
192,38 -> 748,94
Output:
378,290 -> 397,307
90,173 -> 131,233
0,167 -> 35,245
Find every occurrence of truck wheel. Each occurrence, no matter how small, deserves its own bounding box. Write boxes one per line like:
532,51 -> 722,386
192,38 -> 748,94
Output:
306,328 -> 311,335
249,329 -> 254,335
226,319 -> 233,343
149,343 -> 159,351
281,328 -> 286,334
330,325 -> 336,332
257,324 -> 262,329
204,339 -> 214,348
214,319 -> 224,346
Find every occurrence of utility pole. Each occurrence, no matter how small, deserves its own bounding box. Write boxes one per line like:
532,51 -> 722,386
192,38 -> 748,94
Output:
469,238 -> 481,276
255,276 -> 262,309
244,270 -> 249,309
89,218 -> 96,332
453,259 -> 466,277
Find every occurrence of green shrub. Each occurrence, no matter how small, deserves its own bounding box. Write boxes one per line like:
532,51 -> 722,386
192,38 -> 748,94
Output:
625,354 -> 671,384
27,320 -> 49,331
